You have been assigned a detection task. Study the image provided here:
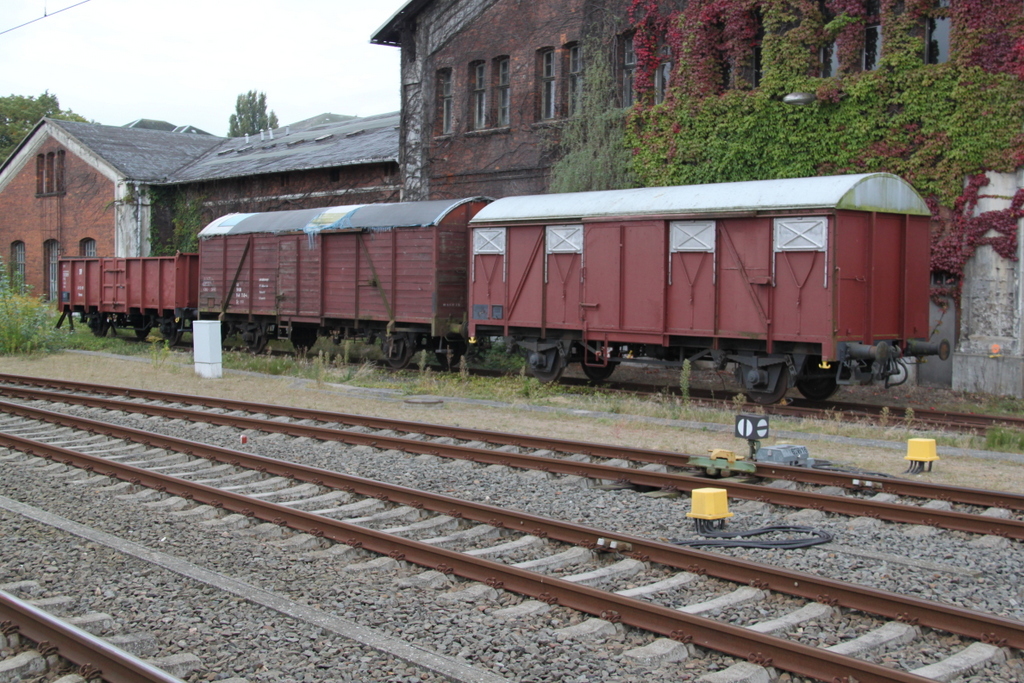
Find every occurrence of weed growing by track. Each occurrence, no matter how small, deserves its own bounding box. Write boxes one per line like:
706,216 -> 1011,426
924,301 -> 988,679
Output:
58,326 -> 1010,454
0,289 -> 66,355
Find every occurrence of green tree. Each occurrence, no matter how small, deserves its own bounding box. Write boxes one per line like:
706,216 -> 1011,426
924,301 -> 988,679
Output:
228,90 -> 279,137
0,92 -> 87,163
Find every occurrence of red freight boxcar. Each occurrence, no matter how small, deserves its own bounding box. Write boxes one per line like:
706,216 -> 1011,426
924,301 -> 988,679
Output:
198,198 -> 490,365
57,254 -> 199,343
467,173 -> 948,403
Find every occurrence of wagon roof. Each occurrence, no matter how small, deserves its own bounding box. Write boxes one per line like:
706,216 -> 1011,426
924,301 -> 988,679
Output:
199,197 -> 489,238
469,173 -> 931,225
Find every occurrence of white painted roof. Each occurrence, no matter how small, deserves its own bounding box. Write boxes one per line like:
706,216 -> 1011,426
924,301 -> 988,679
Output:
469,173 -> 931,225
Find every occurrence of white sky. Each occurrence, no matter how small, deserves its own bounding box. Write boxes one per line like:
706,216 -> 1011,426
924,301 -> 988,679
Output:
0,0 -> 410,136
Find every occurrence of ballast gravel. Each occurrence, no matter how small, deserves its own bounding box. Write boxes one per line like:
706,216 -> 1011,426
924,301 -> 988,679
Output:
0,399 -> 1022,682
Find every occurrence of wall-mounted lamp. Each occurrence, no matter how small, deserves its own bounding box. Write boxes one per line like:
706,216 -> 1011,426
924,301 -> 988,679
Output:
782,92 -> 817,106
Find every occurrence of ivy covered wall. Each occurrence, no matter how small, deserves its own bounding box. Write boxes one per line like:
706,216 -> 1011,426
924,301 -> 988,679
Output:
623,0 -> 1024,292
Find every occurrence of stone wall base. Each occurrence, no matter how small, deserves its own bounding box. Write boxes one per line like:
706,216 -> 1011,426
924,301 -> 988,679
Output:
952,352 -> 1024,398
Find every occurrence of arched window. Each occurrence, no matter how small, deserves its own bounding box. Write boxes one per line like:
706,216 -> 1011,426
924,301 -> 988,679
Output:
10,241 -> 25,293
43,239 -> 60,301
79,238 -> 97,257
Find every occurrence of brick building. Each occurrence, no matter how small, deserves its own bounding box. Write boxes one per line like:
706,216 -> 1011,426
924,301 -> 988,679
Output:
372,0 -> 661,200
0,113 -> 399,299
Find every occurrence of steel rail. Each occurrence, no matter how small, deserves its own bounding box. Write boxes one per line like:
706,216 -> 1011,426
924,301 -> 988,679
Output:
0,590 -> 184,683
0,430 -> 957,683
0,390 -> 1021,540
2,374 -> 1023,512
0,401 -> 1021,655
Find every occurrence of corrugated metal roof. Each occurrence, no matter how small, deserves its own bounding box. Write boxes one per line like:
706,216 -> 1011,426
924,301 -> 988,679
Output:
469,173 -> 932,225
49,119 -> 224,182
170,112 -> 399,184
199,197 -> 490,238
42,112 -> 398,186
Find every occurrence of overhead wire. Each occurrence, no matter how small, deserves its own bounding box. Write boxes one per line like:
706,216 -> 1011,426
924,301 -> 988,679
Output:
0,0 -> 93,37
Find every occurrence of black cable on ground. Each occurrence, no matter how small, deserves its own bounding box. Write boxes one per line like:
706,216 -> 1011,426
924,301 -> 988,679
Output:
671,523 -> 833,549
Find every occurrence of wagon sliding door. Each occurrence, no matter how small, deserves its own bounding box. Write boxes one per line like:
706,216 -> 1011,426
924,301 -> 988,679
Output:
666,220 -> 716,335
772,216 -> 831,343
717,218 -> 772,343
583,222 -> 665,336
470,227 -> 509,329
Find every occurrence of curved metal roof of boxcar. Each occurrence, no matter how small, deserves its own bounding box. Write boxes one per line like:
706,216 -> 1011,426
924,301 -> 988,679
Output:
469,173 -> 930,225
199,197 -> 490,237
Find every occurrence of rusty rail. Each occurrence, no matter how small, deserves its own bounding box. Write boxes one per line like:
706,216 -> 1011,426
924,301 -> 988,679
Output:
0,400 -> 1021,658
0,429 -> 953,683
0,590 -> 184,683
0,387 -> 1022,540
1,374 -> 1022,513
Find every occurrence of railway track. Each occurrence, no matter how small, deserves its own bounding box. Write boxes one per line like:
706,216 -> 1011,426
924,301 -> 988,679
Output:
0,384 -> 1020,681
104,339 -> 1023,435
0,585 -> 189,683
1,374 -> 1022,535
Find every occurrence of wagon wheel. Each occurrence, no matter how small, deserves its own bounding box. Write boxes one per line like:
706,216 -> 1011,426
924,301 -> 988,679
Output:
384,337 -> 415,370
134,325 -> 153,341
159,319 -> 183,346
529,348 -> 565,384
87,314 -> 110,338
796,375 -> 839,401
435,341 -> 466,372
746,364 -> 791,405
580,347 -> 617,382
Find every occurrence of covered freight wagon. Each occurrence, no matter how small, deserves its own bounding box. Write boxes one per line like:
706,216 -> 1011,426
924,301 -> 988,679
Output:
467,173 -> 948,403
57,253 -> 199,343
198,197 -> 490,365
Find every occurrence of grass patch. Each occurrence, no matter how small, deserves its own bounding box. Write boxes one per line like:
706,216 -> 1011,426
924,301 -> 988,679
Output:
57,324 -> 1007,454
986,427 -> 1024,453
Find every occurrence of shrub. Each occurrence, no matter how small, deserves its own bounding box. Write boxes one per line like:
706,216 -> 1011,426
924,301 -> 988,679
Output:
0,270 -> 66,354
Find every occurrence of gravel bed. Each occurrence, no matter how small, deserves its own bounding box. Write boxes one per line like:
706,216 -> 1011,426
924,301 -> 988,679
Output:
3,398 -> 1024,682
0,508 -> 449,683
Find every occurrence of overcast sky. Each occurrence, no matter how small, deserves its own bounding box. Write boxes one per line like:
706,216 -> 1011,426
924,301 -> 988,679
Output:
1,0 -> 410,136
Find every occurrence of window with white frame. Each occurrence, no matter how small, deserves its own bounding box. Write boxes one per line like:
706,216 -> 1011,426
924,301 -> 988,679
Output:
567,44 -> 583,116
471,61 -> 487,129
925,0 -> 950,64
863,0 -> 882,71
10,241 -> 25,293
622,34 -> 636,107
44,239 -> 60,301
437,69 -> 453,134
79,237 -> 97,257
539,48 -> 556,120
654,45 -> 671,104
495,57 -> 511,127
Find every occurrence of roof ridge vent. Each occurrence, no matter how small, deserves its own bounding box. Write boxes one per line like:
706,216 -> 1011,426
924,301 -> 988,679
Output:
314,133 -> 334,142
346,129 -> 365,137
286,138 -> 307,147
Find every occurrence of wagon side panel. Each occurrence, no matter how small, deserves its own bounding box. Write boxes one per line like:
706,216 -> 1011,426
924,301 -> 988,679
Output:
871,212 -> 905,339
393,227 -> 436,324
321,232 -> 358,321
902,214 -> 931,341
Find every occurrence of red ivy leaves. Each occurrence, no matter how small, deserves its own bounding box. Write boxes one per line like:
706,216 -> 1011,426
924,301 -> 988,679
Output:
931,174 -> 1022,290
